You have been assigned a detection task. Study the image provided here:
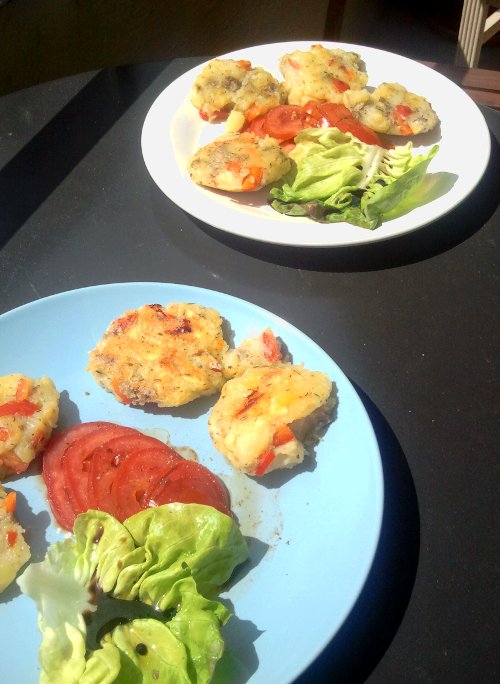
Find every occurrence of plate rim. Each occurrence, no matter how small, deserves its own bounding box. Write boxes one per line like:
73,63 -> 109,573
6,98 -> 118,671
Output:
0,281 -> 385,684
141,40 -> 491,248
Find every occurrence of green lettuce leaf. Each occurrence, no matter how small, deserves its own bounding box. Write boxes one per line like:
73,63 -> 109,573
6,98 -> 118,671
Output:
269,127 -> 440,229
17,504 -> 248,684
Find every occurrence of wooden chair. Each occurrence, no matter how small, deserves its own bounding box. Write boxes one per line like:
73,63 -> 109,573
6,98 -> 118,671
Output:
456,0 -> 500,67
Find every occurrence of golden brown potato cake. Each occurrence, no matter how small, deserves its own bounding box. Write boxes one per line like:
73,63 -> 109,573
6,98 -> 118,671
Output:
344,82 -> 439,135
0,486 -> 30,592
188,132 -> 290,192
0,374 -> 59,479
222,328 -> 286,379
279,43 -> 368,106
87,303 -> 228,407
208,365 -> 336,476
190,58 -> 285,130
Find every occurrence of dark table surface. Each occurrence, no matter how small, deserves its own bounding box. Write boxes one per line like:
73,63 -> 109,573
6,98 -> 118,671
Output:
1,59 -> 499,683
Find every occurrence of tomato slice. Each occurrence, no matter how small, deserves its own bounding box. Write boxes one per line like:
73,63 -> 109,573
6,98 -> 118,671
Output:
111,447 -> 182,521
88,433 -> 182,510
262,105 -> 314,141
336,117 -> 385,146
42,422 -> 112,530
316,102 -> 352,127
244,115 -> 270,138
44,421 -> 232,528
62,424 -> 137,514
146,459 -> 231,517
302,100 -> 326,123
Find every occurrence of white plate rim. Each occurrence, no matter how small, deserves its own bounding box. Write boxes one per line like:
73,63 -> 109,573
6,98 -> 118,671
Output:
141,41 -> 491,248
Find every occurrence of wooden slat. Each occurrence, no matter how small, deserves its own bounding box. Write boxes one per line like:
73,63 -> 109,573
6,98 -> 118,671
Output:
422,60 -> 500,110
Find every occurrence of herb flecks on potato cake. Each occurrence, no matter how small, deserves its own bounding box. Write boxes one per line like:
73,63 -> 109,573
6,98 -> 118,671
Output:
88,303 -> 228,407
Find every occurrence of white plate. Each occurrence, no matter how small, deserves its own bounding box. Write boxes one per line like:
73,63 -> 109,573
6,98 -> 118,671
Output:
141,41 -> 491,247
0,283 -> 383,683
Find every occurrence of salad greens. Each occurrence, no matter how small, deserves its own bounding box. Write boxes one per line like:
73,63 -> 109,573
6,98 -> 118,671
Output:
269,128 -> 439,229
17,504 -> 248,684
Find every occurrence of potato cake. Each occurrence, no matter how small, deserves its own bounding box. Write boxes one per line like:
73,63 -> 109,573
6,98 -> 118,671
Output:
279,43 -> 368,106
344,82 -> 439,135
87,303 -> 228,407
222,328 -> 286,379
190,58 -> 285,131
0,374 -> 59,479
208,365 -> 336,476
0,486 -> 30,592
188,132 -> 290,192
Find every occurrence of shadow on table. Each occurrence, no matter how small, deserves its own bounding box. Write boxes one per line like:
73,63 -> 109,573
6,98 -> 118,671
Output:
293,383 -> 420,684
0,63 -> 166,249
194,130 -> 499,273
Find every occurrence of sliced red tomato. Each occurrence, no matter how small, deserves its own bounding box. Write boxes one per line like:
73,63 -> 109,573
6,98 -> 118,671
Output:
302,100 -> 325,123
44,421 -> 233,528
262,105 -> 315,141
146,459 -> 231,517
335,117 -> 386,146
244,115 -> 268,138
280,140 -> 297,153
62,424 -> 137,513
42,422 -> 112,530
316,102 -> 352,127
88,433 -> 182,510
111,447 -> 182,521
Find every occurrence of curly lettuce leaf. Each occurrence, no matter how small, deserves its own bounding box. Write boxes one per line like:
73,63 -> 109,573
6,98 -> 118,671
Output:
17,504 -> 248,684
269,127 -> 440,229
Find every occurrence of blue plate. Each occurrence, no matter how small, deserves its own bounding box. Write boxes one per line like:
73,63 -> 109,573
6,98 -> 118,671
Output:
0,283 -> 383,684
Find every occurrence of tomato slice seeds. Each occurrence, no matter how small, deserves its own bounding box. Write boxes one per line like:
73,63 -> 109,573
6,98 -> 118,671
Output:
62,424 -> 137,512
111,446 -> 182,521
147,459 -> 232,517
42,422 -> 112,530
88,433 -> 180,509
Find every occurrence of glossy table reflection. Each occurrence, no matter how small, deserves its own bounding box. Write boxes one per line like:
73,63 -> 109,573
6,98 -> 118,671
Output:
1,59 -> 499,684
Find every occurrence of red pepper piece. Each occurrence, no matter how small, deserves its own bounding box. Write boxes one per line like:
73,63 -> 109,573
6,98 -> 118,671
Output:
262,330 -> 281,362
255,448 -> 275,477
331,77 -> 349,93
272,425 -> 295,447
0,400 -> 39,417
2,491 -> 16,513
15,378 -> 31,401
6,530 -> 18,547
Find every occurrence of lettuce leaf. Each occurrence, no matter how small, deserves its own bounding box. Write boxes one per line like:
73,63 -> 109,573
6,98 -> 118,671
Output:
269,127 -> 439,229
17,504 -> 248,684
